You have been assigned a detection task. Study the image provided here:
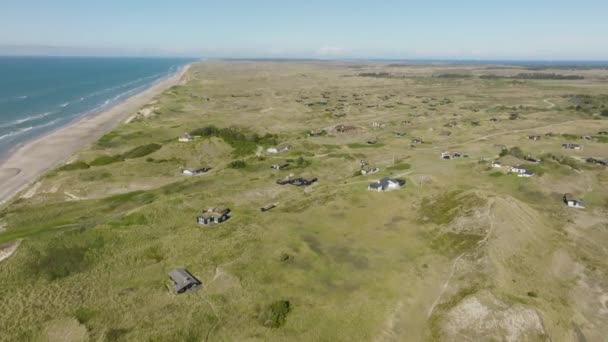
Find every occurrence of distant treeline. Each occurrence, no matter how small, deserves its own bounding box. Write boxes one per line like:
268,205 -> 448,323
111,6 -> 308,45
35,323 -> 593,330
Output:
434,74 -> 473,78
358,72 -> 394,78
480,73 -> 584,80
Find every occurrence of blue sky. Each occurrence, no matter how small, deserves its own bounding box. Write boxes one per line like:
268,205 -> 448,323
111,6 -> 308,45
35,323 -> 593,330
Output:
1,0 -> 607,60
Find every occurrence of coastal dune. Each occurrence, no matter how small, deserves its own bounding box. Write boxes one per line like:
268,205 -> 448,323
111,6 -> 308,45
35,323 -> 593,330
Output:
0,64 -> 191,204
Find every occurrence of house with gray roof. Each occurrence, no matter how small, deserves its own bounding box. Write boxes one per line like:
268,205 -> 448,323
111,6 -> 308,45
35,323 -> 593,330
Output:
168,269 -> 201,294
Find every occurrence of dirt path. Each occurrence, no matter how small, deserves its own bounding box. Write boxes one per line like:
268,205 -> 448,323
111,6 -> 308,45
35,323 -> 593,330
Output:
426,197 -> 496,318
544,99 -> 556,109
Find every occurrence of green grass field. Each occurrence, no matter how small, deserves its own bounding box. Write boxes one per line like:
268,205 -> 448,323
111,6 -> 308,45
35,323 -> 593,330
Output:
1,61 -> 608,341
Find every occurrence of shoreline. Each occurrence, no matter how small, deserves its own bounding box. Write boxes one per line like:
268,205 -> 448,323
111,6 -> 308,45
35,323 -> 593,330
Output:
0,63 -> 192,205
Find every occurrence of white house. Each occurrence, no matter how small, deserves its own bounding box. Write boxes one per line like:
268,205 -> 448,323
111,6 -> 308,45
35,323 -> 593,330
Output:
182,168 -> 210,176
562,143 -> 581,150
563,194 -> 585,209
491,161 -> 502,168
510,165 -> 534,177
517,170 -> 535,178
267,145 -> 292,154
368,178 -> 406,191
178,133 -> 194,142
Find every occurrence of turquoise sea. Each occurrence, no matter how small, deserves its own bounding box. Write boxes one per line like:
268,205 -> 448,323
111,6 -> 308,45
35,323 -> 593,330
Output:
0,56 -> 195,158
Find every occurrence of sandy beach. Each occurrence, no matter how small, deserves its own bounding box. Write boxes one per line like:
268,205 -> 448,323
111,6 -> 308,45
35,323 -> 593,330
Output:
0,64 -> 191,204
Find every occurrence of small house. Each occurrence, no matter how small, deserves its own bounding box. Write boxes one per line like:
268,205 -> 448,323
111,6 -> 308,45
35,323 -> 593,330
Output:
361,167 -> 380,175
524,156 -> 541,163
271,163 -> 289,170
368,178 -> 406,191
168,269 -> 201,294
308,130 -> 324,137
528,135 -> 541,141
335,124 -> 357,133
581,135 -> 593,141
491,161 -> 502,168
412,138 -> 423,144
441,152 -> 462,160
197,208 -> 231,226
562,143 -> 581,150
586,157 -> 607,166
267,147 -> 279,154
510,165 -> 534,177
182,168 -> 211,176
178,133 -> 194,142
518,170 -> 535,178
260,203 -> 276,212
563,193 -> 585,209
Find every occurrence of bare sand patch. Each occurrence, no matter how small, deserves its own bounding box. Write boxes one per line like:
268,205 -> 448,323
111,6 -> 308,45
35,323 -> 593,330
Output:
41,317 -> 89,342
0,240 -> 21,264
444,290 -> 547,341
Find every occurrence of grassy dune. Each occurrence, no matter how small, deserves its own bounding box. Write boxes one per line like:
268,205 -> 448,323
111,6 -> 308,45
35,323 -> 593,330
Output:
1,61 -> 608,341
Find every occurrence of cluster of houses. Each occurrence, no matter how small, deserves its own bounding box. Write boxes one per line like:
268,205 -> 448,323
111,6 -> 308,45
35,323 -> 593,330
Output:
197,208 -> 231,226
368,177 -> 406,191
491,161 -> 535,177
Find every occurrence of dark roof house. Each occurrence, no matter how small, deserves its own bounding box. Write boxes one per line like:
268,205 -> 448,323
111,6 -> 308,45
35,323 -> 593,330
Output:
168,269 -> 202,294
197,208 -> 231,226
368,178 -> 406,191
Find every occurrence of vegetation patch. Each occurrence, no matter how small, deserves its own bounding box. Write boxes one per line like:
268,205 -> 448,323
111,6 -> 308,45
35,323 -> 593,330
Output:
27,233 -> 105,281
419,191 -> 485,225
228,160 -> 247,169
90,154 -> 124,166
122,143 -> 162,159
58,160 -> 90,171
387,163 -> 411,171
347,142 -> 385,149
190,125 -> 278,157
428,231 -> 484,256
258,300 -> 291,328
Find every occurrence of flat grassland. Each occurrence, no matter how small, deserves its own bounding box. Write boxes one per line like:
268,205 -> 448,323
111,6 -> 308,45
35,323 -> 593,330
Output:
1,61 -> 608,341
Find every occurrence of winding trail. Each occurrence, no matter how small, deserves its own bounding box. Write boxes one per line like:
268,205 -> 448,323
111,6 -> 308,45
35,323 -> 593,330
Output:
544,98 -> 556,109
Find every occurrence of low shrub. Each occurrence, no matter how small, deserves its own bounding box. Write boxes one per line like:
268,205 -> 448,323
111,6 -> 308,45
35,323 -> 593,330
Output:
58,160 -> 90,171
122,143 -> 162,159
90,154 -> 124,166
258,300 -> 291,328
228,160 -> 247,169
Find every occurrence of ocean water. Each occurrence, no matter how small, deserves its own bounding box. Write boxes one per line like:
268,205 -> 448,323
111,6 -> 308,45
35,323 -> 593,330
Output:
0,56 -> 195,158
